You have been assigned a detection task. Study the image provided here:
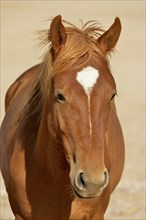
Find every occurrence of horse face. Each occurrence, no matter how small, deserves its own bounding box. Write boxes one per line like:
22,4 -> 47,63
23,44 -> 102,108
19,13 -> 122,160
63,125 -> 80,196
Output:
52,62 -> 116,198
46,15 -> 121,198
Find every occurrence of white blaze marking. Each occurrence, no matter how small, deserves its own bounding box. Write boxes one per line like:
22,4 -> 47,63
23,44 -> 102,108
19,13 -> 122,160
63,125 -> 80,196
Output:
76,66 -> 99,135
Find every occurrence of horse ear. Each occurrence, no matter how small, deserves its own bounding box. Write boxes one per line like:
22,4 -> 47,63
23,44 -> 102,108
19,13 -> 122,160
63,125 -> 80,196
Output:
98,17 -> 121,54
50,15 -> 67,56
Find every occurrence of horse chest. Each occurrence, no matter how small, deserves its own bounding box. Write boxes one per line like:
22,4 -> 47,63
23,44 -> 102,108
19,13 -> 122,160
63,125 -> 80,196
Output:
69,198 -> 99,220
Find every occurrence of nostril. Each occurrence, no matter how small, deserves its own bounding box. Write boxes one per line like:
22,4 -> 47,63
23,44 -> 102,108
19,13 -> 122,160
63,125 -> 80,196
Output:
104,170 -> 107,178
103,170 -> 109,186
76,172 -> 86,191
80,173 -> 85,187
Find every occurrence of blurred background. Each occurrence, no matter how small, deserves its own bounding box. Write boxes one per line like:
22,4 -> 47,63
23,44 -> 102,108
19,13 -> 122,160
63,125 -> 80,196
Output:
0,1 -> 145,219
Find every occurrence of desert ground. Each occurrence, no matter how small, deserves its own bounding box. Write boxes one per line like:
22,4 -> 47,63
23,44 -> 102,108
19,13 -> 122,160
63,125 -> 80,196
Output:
0,1 -> 145,220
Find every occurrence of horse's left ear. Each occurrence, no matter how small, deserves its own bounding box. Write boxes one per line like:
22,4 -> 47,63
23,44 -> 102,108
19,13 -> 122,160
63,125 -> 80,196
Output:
98,17 -> 121,54
50,15 -> 67,56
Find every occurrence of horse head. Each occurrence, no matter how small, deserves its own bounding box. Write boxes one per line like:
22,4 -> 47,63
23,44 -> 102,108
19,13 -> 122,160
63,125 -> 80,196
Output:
43,15 -> 121,198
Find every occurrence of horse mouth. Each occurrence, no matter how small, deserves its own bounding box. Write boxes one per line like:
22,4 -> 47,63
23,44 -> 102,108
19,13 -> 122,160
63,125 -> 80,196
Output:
71,184 -> 104,199
72,187 -> 86,198
72,185 -> 91,199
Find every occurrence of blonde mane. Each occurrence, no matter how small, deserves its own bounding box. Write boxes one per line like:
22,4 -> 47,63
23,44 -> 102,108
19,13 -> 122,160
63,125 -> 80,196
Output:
23,19 -> 109,118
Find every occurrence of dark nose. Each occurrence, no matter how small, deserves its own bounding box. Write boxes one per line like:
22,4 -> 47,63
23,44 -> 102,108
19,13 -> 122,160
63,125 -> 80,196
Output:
75,169 -> 109,197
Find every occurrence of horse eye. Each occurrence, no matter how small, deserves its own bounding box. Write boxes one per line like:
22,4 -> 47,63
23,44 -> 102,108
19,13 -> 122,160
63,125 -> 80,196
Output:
56,93 -> 65,103
110,93 -> 116,101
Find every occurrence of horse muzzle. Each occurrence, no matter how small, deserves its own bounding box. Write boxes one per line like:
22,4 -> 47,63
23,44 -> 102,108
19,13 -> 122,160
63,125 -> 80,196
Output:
71,169 -> 109,198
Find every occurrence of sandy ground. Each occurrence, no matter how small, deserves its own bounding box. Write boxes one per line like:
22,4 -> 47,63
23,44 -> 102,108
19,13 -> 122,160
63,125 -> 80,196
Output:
0,1 -> 145,220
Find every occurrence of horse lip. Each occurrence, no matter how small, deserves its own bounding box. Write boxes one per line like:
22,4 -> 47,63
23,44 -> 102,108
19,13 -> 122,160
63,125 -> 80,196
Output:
72,186 -> 103,199
72,188 -> 85,199
72,187 -> 94,199
71,183 -> 86,199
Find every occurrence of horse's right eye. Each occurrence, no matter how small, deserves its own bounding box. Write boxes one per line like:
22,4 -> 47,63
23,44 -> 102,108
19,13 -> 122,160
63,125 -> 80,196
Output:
56,93 -> 66,103
110,93 -> 116,101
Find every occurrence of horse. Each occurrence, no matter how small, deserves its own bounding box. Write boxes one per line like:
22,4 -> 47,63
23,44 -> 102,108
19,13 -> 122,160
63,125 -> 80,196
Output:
0,15 -> 125,220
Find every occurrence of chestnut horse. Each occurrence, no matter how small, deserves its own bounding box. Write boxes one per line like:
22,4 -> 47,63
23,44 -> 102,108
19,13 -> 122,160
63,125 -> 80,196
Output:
0,15 -> 124,220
